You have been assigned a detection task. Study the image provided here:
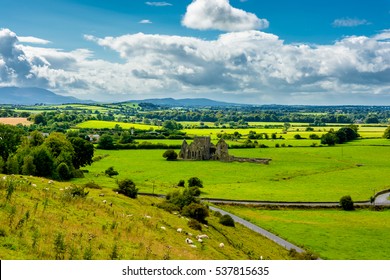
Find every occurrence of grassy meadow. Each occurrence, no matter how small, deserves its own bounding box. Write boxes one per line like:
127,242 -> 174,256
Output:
0,175 -> 292,260
73,143 -> 390,202
217,205 -> 390,260
76,120 -> 160,130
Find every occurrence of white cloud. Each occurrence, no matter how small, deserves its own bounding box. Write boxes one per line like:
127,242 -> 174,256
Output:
182,0 -> 269,32
332,18 -> 370,27
2,27 -> 390,104
145,2 -> 172,7
18,36 -> 51,45
139,19 -> 153,24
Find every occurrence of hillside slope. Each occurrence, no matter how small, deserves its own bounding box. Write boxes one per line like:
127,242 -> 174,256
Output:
0,175 -> 292,260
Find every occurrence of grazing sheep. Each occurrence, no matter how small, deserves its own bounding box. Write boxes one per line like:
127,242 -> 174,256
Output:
177,228 -> 182,233
109,202 -> 113,207
102,200 -> 107,204
48,180 -> 53,184
144,215 -> 151,219
59,188 -> 64,191
160,226 -> 166,230
31,184 -> 37,187
185,238 -> 193,244
190,244 -> 197,248
203,224 -> 208,228
197,238 -> 203,243
260,256 -> 263,260
196,234 -> 209,239
99,193 -> 105,197
187,232 -> 193,237
219,243 -> 225,248
2,176 -> 6,180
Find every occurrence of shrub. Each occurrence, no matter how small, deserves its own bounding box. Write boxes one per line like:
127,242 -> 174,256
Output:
57,162 -> 72,181
181,202 -> 209,223
177,180 -> 185,187
83,181 -> 102,189
340,195 -> 354,211
157,201 -> 180,213
213,211 -> 223,218
188,219 -> 202,231
72,169 -> 85,178
189,187 -> 201,197
162,149 -> 178,160
219,214 -> 235,227
115,179 -> 138,199
105,166 -> 118,177
188,177 -> 203,188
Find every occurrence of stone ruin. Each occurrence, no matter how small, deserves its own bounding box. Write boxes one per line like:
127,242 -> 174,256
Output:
179,136 -> 271,164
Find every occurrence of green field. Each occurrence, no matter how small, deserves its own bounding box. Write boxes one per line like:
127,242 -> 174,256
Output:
76,120 -> 160,130
217,206 -> 390,260
73,143 -> 390,202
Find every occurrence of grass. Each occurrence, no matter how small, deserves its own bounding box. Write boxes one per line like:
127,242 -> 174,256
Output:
75,120 -> 160,130
218,205 -> 390,260
73,143 -> 390,202
0,174 -> 291,260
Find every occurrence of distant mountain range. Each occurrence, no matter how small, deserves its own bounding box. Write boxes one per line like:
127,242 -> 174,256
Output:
127,97 -> 244,107
0,87 -> 92,105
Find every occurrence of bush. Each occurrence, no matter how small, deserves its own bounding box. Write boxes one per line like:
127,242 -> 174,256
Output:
340,195 -> 354,211
219,214 -> 235,227
105,166 -> 118,177
83,181 -> 102,189
157,201 -> 180,213
115,179 -> 138,199
188,177 -> 203,188
189,187 -> 201,197
57,162 -> 72,181
181,202 -> 209,223
188,219 -> 202,231
162,149 -> 178,160
177,180 -> 185,187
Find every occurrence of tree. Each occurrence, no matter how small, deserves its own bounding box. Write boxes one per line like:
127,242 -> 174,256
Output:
97,134 -> 115,150
32,146 -> 55,177
29,131 -> 45,147
383,126 -> 390,139
44,132 -> 75,159
162,149 -> 178,160
188,177 -> 203,188
340,195 -> 354,211
69,137 -> 94,169
321,132 -> 338,146
6,155 -> 19,174
119,131 -> 133,144
105,166 -> 118,177
22,155 -> 36,175
0,124 -> 25,162
115,179 -> 138,198
177,180 -> 185,187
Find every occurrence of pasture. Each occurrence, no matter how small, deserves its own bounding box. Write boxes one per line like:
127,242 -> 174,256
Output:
218,206 -> 390,260
75,120 -> 160,130
73,143 -> 390,202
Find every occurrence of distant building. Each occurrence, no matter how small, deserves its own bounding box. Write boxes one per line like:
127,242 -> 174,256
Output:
179,136 -> 271,164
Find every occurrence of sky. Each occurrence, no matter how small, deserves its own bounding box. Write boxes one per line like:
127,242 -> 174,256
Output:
0,0 -> 390,105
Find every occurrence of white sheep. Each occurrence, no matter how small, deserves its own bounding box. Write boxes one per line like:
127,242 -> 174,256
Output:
48,180 -> 53,184
144,215 -> 151,219
2,176 -> 6,180
187,232 -> 193,237
102,200 -> 107,204
31,184 -> 37,187
99,193 -> 105,197
219,243 -> 225,248
197,234 -> 209,239
197,238 -> 203,243
59,188 -> 64,191
190,244 -> 197,248
160,226 -> 166,230
185,238 -> 193,244
177,228 -> 182,233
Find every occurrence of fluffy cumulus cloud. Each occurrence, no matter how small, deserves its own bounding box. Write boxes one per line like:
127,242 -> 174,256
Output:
2,27 -> 390,104
145,2 -> 172,7
182,0 -> 269,32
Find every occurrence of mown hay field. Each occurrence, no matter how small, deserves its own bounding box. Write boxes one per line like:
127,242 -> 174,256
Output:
0,118 -> 32,126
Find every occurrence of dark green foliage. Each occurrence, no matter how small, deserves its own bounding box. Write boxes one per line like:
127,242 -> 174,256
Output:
105,166 -> 118,177
97,134 -> 115,150
166,189 -> 197,209
162,149 -> 178,160
188,219 -> 202,231
6,155 -> 19,174
69,137 -> 94,169
44,132 -> 75,159
294,134 -> 302,139
119,131 -> 133,144
213,211 -> 223,218
188,177 -> 203,188
219,214 -> 235,227
115,179 -> 138,198
109,243 -> 119,260
177,180 -> 185,187
0,124 -> 25,161
321,132 -> 338,146
157,201 -> 181,212
288,249 -> 318,260
29,131 -> 45,147
383,126 -> 390,139
189,187 -> 201,197
63,185 -> 89,199
32,146 -> 55,177
309,134 -> 320,139
21,155 -> 36,175
57,162 -> 72,181
181,202 -> 209,223
340,195 -> 354,211
72,169 -> 85,178
0,157 -> 4,173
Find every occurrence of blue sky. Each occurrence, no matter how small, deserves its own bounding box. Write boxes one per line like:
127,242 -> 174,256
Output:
0,0 -> 389,104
